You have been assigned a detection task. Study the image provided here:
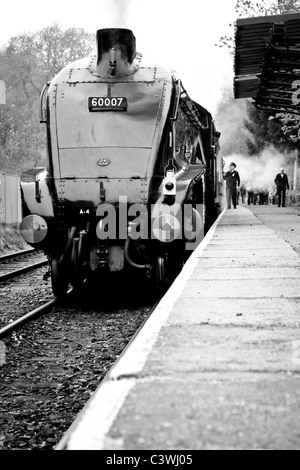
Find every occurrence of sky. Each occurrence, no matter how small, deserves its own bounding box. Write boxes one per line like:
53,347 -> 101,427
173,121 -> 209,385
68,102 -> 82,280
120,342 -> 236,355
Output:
0,0 -> 238,114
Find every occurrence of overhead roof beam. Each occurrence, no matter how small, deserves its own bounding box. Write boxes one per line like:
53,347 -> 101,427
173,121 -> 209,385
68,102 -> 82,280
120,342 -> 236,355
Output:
234,12 -> 300,114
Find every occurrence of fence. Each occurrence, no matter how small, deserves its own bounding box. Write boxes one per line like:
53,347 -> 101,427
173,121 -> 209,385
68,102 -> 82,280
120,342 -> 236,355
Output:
0,172 -> 22,224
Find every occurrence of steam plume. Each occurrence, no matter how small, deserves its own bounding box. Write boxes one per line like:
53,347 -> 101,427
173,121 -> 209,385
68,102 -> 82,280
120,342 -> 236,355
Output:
223,147 -> 295,190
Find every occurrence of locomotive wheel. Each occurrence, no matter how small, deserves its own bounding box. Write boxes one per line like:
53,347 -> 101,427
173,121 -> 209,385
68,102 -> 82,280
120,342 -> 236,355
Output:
51,258 -> 69,298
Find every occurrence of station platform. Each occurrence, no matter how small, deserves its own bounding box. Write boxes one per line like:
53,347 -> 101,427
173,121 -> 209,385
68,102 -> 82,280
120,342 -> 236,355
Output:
57,206 -> 300,450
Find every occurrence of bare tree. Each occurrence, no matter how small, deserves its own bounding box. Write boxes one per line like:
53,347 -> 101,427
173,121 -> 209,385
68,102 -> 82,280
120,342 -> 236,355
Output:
0,23 -> 95,173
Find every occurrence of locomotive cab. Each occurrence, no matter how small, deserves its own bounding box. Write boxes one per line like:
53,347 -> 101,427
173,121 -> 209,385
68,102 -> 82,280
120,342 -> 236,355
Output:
19,28 -> 222,297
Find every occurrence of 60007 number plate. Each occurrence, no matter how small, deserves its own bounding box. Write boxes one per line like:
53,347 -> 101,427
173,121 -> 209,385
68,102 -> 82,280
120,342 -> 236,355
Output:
88,97 -> 127,111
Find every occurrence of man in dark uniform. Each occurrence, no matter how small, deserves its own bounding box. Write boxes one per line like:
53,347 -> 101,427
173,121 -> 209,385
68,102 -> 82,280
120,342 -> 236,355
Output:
223,162 -> 240,209
274,168 -> 290,207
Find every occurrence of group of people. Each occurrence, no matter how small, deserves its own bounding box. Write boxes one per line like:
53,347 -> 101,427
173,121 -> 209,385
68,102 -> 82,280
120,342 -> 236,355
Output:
223,163 -> 290,209
246,187 -> 270,205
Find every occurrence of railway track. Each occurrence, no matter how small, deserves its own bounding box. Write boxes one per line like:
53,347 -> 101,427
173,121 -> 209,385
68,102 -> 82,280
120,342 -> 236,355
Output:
0,248 -> 35,261
0,269 -> 159,450
0,296 -> 59,339
0,249 -> 48,281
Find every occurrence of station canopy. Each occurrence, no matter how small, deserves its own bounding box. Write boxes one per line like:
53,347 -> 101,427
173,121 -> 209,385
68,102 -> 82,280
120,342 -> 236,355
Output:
234,12 -> 300,114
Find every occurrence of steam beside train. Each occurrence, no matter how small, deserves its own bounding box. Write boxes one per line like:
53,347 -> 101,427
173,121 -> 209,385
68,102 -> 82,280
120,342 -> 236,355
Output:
19,28 -> 223,296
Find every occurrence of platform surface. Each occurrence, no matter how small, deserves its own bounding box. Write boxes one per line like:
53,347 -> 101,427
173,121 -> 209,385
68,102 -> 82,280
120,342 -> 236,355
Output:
57,206 -> 300,450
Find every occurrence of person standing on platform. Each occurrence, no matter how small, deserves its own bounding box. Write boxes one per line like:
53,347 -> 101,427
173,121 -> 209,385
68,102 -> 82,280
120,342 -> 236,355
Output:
223,162 -> 240,209
240,183 -> 246,203
274,168 -> 290,207
247,186 -> 253,205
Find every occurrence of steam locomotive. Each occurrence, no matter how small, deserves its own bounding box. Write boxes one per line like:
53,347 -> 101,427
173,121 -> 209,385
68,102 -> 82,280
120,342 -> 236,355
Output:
19,28 -> 223,297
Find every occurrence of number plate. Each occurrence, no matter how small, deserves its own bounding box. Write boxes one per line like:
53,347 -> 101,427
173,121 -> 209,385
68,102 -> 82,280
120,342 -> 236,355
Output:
88,97 -> 127,111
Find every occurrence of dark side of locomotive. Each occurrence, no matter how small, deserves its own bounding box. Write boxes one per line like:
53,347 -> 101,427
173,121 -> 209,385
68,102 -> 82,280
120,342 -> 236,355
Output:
19,28 -> 223,296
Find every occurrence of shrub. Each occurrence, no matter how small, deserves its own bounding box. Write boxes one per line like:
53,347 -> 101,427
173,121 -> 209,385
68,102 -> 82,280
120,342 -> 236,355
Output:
0,223 -> 30,255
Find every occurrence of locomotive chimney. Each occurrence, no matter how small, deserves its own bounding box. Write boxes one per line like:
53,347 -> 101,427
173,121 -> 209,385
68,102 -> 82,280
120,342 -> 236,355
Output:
93,28 -> 140,78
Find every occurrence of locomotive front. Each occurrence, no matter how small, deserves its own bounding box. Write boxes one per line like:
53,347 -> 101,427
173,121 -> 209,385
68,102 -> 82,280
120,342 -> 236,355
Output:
19,28 -> 221,296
